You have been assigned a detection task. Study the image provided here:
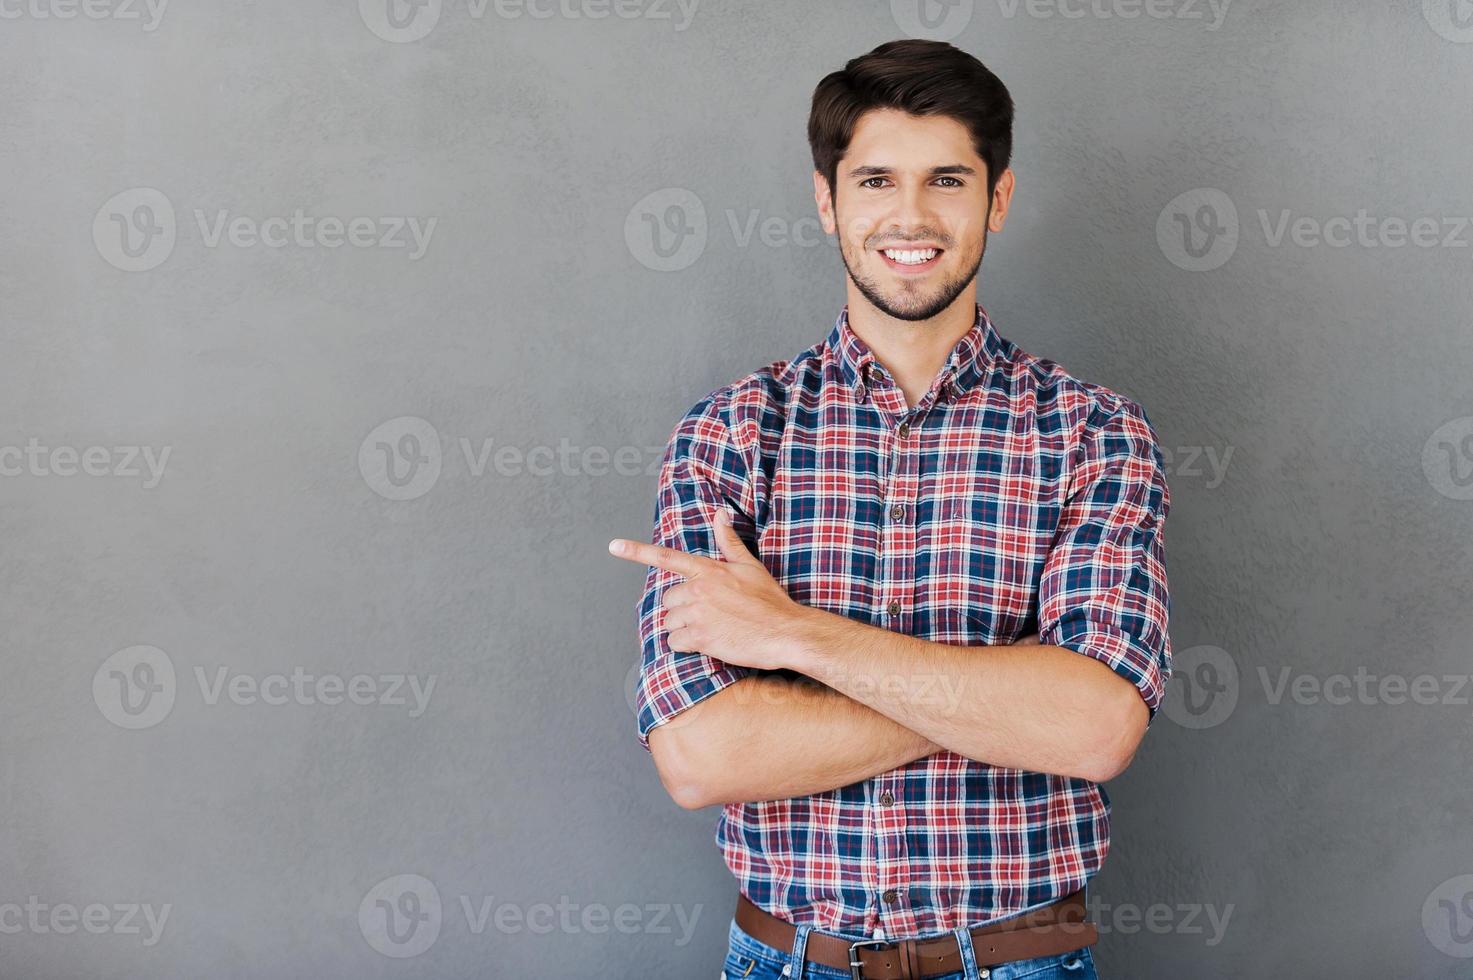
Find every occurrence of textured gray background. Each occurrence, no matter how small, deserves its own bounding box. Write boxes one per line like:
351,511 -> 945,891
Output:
3,1 -> 1472,977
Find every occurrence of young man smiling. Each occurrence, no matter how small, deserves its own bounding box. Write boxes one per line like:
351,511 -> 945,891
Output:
610,39 -> 1171,980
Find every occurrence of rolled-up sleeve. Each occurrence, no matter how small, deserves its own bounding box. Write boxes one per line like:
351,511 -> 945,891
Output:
633,394 -> 754,752
1038,399 -> 1173,721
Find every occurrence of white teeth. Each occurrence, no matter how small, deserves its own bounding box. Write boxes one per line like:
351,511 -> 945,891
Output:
883,248 -> 938,265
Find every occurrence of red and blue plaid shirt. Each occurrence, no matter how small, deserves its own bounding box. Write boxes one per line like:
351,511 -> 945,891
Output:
633,302 -> 1172,941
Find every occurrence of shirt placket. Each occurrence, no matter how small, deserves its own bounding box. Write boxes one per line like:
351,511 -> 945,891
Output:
873,403 -> 922,940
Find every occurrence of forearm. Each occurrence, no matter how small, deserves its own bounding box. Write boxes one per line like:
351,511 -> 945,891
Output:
790,612 -> 1147,782
650,672 -> 940,808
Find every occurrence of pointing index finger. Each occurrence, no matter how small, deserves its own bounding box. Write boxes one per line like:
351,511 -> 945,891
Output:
608,538 -> 712,578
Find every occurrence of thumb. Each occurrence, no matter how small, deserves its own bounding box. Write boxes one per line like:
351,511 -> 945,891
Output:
712,509 -> 756,564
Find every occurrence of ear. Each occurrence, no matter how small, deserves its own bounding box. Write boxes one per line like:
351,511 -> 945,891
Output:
814,170 -> 837,236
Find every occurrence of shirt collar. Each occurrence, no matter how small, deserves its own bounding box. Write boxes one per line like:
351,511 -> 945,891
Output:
827,302 -> 1000,404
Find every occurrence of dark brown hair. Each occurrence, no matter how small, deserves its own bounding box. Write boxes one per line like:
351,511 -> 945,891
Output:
808,39 -> 1015,202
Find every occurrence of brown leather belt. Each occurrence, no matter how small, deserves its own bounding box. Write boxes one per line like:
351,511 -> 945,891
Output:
734,889 -> 1098,979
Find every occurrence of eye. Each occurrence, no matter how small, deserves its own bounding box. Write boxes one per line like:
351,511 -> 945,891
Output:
860,177 -> 890,189
935,176 -> 963,188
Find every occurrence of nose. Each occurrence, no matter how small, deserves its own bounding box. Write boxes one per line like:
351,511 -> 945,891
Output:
883,180 -> 939,247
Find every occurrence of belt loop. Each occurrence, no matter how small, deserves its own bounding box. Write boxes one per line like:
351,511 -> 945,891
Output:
786,923 -> 813,979
951,924 -> 983,980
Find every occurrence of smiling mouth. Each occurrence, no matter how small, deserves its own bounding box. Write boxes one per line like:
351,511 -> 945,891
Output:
878,246 -> 944,272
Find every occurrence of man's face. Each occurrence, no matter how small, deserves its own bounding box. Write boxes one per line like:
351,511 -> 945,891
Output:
815,108 -> 1013,322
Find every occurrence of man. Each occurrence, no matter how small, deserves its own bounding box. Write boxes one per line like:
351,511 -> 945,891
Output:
610,39 -> 1170,980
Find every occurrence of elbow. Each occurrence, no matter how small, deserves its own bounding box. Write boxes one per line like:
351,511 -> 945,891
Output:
668,780 -> 714,811
1083,745 -> 1136,784
1080,690 -> 1151,783
649,725 -> 721,810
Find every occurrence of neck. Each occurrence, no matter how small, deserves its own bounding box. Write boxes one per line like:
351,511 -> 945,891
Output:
845,290 -> 978,409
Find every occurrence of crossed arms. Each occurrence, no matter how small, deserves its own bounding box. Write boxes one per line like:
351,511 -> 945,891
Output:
611,399 -> 1172,810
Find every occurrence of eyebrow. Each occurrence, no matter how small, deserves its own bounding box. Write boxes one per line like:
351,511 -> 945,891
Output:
846,164 -> 978,178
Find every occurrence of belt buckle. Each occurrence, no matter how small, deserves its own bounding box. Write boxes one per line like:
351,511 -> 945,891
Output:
847,938 -> 890,980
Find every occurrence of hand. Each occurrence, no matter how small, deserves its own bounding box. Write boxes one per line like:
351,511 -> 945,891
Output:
1013,632 -> 1041,646
608,510 -> 814,671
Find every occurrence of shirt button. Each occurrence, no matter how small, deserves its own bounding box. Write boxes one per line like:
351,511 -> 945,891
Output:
887,600 -> 901,617
879,791 -> 894,806
882,889 -> 898,905
897,421 -> 911,438
889,503 -> 904,521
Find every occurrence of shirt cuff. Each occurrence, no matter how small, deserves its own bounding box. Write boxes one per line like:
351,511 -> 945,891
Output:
1046,619 -> 1167,721
635,663 -> 748,753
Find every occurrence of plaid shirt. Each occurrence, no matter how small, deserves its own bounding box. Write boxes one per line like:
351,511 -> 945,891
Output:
632,302 -> 1171,941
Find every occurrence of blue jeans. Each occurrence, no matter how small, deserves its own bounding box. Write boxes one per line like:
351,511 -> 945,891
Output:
721,916 -> 1099,980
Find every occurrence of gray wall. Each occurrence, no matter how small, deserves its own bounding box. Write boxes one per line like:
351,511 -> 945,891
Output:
2,1 -> 1470,977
